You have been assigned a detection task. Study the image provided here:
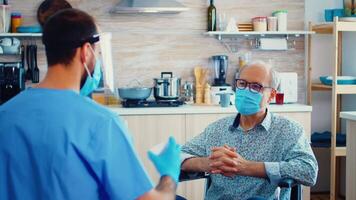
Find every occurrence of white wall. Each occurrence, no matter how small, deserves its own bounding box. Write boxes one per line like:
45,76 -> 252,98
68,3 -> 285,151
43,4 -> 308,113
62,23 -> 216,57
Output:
305,0 -> 352,195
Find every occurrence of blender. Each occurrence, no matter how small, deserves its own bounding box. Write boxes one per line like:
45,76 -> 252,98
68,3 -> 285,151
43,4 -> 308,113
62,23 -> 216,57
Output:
210,55 -> 234,105
212,55 -> 229,86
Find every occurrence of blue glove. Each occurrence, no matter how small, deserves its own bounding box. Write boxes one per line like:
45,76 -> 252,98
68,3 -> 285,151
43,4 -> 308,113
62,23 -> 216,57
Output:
148,136 -> 181,183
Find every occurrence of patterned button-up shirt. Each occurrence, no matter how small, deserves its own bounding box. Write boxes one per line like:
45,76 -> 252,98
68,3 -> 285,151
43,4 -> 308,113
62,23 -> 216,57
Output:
181,110 -> 318,200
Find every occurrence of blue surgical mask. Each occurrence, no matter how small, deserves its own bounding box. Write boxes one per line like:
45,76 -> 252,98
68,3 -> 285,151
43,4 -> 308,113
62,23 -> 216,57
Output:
80,56 -> 102,97
235,88 -> 263,115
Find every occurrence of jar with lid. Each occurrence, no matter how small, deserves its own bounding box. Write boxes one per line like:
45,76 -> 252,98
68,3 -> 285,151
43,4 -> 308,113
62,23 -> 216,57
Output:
267,16 -> 278,31
252,17 -> 267,32
182,81 -> 194,104
11,12 -> 22,33
272,10 -> 288,31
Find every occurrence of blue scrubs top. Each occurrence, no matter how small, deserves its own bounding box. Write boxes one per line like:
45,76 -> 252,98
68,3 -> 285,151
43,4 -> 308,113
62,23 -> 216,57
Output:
0,88 -> 153,200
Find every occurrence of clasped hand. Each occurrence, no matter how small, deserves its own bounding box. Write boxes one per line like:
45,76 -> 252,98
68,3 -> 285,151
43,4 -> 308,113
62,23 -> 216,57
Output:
208,145 -> 248,177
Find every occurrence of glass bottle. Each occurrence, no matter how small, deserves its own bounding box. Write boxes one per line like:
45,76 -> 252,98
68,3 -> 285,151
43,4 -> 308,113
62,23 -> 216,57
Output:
207,0 -> 216,31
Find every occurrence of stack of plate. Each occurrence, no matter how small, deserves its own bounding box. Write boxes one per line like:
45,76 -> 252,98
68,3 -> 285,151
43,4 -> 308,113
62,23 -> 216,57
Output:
238,23 -> 253,32
340,17 -> 356,22
319,76 -> 356,85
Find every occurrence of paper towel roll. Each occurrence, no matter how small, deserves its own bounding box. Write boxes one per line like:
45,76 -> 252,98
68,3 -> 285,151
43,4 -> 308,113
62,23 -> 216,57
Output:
259,38 -> 288,50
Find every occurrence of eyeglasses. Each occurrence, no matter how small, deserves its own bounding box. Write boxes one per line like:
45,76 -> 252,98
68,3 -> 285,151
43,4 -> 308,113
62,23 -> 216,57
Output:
236,79 -> 272,93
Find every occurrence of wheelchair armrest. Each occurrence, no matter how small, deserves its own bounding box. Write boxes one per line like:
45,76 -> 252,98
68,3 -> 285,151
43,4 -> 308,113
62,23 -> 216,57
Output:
278,178 -> 302,200
277,178 -> 298,188
179,171 -> 209,182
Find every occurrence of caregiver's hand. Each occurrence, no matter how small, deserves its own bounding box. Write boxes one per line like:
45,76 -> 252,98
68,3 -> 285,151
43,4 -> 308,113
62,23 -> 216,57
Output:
148,136 -> 181,183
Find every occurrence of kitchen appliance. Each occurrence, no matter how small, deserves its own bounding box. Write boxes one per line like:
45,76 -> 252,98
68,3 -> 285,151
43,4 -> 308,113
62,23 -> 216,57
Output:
0,62 -> 25,105
110,0 -> 189,14
271,72 -> 298,104
154,72 -> 181,100
212,55 -> 229,86
210,86 -> 234,105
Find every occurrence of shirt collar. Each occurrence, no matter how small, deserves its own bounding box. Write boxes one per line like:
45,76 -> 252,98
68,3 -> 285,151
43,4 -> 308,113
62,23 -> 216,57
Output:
260,109 -> 272,131
229,109 -> 272,132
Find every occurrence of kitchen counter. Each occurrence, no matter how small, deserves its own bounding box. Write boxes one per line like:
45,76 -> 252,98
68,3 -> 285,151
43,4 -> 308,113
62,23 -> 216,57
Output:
108,103 -> 312,116
118,103 -> 313,200
340,111 -> 356,200
340,111 -> 356,121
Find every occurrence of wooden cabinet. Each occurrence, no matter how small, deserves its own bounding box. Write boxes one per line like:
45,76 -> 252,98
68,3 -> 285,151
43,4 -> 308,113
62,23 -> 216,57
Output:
340,113 -> 356,200
345,120 -> 356,200
122,115 -> 186,195
122,111 -> 311,200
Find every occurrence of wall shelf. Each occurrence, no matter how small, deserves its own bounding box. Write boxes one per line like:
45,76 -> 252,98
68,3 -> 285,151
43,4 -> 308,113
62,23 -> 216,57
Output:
0,33 -> 42,37
335,147 -> 347,157
312,23 -> 333,34
336,85 -> 356,94
205,30 -> 314,52
311,83 -> 332,91
311,83 -> 356,94
312,21 -> 356,34
205,31 -> 315,40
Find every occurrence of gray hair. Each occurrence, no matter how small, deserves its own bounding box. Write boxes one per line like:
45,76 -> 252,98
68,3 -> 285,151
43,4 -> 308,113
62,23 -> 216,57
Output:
238,60 -> 280,89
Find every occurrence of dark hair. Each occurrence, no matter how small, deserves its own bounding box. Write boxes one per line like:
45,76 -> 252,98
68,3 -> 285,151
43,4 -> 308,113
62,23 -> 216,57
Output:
42,8 -> 98,66
37,0 -> 72,27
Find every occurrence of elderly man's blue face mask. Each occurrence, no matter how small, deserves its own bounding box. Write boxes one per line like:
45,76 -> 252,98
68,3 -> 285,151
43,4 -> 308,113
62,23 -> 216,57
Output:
235,88 -> 263,115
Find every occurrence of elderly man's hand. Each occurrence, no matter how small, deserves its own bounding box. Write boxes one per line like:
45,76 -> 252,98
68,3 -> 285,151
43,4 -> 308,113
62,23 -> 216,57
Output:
209,145 -> 248,177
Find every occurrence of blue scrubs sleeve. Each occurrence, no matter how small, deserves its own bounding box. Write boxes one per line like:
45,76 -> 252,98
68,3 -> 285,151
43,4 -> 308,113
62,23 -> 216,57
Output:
82,116 -> 154,200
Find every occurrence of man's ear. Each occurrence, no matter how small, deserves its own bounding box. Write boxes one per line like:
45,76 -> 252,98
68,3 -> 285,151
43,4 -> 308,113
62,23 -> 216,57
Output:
267,89 -> 276,103
79,43 -> 91,64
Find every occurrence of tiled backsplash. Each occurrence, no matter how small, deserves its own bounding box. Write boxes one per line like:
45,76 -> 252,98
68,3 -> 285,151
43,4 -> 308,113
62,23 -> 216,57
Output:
11,0 -> 306,102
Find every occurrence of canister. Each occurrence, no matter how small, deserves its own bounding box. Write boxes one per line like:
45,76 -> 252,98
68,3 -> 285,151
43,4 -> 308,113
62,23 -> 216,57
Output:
267,16 -> 278,31
273,10 -> 288,31
252,17 -> 267,32
11,12 -> 21,33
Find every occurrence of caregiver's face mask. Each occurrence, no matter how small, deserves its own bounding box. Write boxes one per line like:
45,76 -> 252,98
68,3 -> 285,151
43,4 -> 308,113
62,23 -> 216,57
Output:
80,46 -> 102,96
79,33 -> 115,96
235,79 -> 272,115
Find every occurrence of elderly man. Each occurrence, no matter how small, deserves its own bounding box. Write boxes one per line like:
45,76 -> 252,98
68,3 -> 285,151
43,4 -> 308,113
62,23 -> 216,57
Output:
181,61 -> 318,200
